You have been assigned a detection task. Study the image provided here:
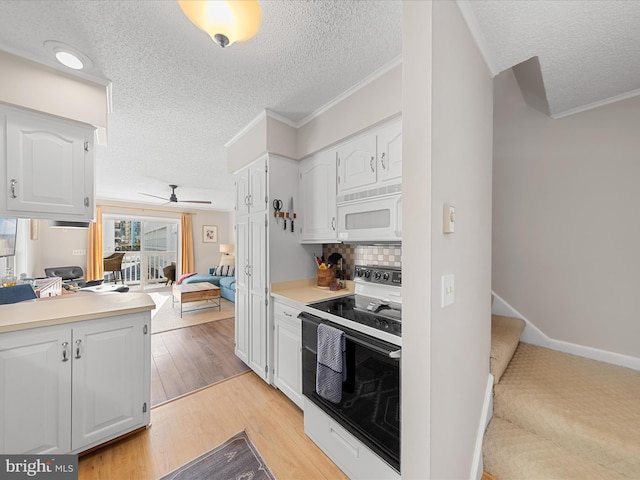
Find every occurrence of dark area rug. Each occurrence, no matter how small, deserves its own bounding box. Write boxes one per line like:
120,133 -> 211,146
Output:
159,431 -> 276,480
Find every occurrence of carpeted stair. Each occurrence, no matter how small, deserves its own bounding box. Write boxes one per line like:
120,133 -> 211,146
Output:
483,315 -> 640,480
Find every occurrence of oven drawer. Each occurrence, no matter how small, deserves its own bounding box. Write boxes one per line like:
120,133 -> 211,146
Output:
304,398 -> 400,480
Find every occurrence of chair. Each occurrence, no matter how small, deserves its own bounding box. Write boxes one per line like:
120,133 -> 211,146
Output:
0,284 -> 37,305
43,266 -> 104,289
162,263 -> 176,285
104,252 -> 126,284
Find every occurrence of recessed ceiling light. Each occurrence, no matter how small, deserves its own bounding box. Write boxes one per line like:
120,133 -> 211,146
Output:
43,40 -> 93,71
55,51 -> 84,70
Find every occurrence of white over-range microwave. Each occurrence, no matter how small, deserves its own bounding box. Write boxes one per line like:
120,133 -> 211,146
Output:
337,193 -> 402,242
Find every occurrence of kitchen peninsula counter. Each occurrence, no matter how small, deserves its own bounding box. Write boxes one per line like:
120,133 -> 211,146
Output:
271,278 -> 354,305
0,292 -> 155,333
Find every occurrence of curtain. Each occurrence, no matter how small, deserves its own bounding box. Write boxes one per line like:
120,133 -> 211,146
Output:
86,206 -> 103,281
180,213 -> 194,274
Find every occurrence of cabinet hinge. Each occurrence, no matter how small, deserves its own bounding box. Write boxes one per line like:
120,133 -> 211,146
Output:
84,141 -> 89,152
265,195 -> 268,204
143,324 -> 148,335
265,365 -> 269,375
265,165 -> 268,173
265,298 -> 268,307
265,287 -> 268,295
143,402 -> 147,413
265,216 -> 268,228
338,176 -> 341,184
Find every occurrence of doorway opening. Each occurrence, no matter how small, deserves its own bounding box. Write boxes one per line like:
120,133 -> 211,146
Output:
102,214 -> 179,290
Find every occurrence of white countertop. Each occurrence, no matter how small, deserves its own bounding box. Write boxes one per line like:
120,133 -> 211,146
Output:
271,278 -> 355,305
0,292 -> 155,333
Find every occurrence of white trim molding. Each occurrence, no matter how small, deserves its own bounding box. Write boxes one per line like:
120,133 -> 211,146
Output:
455,1 -> 499,77
470,373 -> 494,480
491,292 -> 640,371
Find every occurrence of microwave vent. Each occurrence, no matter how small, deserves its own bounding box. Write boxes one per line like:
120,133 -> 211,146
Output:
337,183 -> 401,204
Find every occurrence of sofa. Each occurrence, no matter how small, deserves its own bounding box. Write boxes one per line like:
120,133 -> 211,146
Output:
181,267 -> 235,303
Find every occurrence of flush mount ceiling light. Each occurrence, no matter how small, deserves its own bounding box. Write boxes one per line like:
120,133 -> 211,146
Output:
178,0 -> 261,48
55,51 -> 83,70
44,40 -> 93,71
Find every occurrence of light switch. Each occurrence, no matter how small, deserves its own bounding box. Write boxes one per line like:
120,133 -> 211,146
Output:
443,204 -> 455,233
441,274 -> 455,308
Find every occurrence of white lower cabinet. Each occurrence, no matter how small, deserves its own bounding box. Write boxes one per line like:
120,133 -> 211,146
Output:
0,313 -> 150,454
273,300 -> 303,409
304,399 -> 400,480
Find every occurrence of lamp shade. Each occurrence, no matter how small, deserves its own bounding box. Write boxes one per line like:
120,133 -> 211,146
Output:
178,0 -> 261,48
220,243 -> 234,255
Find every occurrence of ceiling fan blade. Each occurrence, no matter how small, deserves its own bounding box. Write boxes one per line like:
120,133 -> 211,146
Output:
180,200 -> 213,204
140,193 -> 169,201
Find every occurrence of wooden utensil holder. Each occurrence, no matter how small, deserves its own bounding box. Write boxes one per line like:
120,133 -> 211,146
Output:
317,267 -> 335,287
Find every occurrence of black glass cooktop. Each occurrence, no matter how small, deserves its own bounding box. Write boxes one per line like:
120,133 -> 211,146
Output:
308,295 -> 402,336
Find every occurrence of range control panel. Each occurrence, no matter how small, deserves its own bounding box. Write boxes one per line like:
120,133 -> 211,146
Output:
354,265 -> 402,286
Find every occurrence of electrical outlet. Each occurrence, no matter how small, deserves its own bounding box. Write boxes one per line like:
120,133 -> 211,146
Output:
72,249 -> 86,256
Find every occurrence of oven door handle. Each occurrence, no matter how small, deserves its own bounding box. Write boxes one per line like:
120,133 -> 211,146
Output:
342,332 -> 401,359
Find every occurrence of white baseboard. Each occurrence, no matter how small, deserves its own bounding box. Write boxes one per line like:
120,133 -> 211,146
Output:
470,373 -> 494,480
491,291 -> 640,371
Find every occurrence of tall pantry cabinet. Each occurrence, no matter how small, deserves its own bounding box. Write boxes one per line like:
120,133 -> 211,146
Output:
234,154 -> 319,383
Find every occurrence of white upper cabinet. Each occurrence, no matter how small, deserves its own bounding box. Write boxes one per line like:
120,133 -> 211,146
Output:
377,119 -> 402,184
299,150 -> 338,243
336,117 -> 402,198
337,134 -> 377,194
0,104 -> 95,221
235,158 -> 267,216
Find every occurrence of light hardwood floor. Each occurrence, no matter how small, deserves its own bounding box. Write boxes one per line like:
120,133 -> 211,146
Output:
151,318 -> 249,406
79,371 -> 348,480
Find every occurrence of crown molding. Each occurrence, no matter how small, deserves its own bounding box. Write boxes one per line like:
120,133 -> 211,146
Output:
551,87 -> 640,119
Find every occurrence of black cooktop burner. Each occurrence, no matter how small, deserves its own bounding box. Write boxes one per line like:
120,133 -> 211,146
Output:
308,295 -> 402,336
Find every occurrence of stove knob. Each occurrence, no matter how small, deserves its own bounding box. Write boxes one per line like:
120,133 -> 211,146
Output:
356,268 -> 363,277
364,270 -> 371,279
373,271 -> 382,280
382,272 -> 390,281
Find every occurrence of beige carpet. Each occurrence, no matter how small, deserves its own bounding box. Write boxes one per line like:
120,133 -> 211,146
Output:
150,289 -> 235,334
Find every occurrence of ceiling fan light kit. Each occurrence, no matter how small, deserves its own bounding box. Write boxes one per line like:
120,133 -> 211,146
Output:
178,0 -> 261,48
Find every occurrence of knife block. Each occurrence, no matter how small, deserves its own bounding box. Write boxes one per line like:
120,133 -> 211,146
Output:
317,267 -> 335,288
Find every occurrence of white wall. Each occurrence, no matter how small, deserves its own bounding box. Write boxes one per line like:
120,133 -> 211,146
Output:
402,2 -> 494,478
0,50 -> 107,130
493,69 -> 640,358
13,203 -> 233,281
227,115 -> 267,173
429,1 -> 493,477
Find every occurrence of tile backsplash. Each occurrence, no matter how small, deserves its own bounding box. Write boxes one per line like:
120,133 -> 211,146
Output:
322,244 -> 402,280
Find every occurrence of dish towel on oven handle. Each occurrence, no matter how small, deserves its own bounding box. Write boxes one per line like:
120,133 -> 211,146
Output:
316,323 -> 346,403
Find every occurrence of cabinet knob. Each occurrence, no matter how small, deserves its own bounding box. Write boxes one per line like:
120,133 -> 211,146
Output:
75,339 -> 82,359
370,156 -> 375,173
331,217 -> 336,231
62,342 -> 69,362
9,179 -> 17,199
84,196 -> 90,207
381,152 -> 386,170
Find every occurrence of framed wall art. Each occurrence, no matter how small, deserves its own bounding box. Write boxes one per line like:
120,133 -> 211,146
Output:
203,225 -> 218,243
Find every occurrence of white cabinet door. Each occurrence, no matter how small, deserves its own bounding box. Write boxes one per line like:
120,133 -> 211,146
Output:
248,212 -> 268,380
299,151 -> 337,243
235,217 -> 249,291
249,160 -> 267,213
273,302 -> 303,409
71,315 -> 146,451
2,105 -> 94,220
234,287 -> 249,364
337,134 -> 377,194
235,169 -> 249,216
0,325 -> 72,454
377,119 -> 402,184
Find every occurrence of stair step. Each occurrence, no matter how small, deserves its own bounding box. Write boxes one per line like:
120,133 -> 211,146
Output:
483,417 -> 625,480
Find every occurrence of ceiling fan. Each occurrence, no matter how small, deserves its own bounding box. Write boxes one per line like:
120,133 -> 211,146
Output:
140,184 -> 212,205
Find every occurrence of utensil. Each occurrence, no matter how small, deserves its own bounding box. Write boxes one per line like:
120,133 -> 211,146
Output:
289,197 -> 294,233
273,199 -> 282,220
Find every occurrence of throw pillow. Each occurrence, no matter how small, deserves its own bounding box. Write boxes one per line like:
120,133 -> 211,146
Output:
177,273 -> 196,285
214,265 -> 235,276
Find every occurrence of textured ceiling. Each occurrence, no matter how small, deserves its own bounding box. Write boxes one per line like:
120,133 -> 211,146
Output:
0,0 -> 402,211
1,1 -> 638,211
466,0 -> 640,117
